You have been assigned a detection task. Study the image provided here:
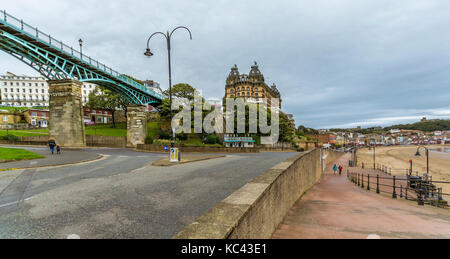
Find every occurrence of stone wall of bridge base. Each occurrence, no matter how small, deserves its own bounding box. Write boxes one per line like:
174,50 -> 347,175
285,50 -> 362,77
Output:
48,79 -> 86,147
173,148 -> 322,239
126,105 -> 147,147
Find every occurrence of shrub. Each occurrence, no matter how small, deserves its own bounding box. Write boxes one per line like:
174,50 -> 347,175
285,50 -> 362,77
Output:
159,131 -> 171,140
2,134 -> 19,142
145,136 -> 154,144
176,132 -> 188,141
205,134 -> 219,145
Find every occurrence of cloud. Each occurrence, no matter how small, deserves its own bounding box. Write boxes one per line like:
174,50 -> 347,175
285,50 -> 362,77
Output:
1,0 -> 450,129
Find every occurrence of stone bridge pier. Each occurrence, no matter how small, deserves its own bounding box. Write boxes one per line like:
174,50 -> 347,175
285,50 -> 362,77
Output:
48,79 -> 86,147
127,105 -> 148,147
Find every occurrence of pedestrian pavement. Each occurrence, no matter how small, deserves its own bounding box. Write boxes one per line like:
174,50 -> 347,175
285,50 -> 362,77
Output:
272,154 -> 450,239
0,146 -> 102,170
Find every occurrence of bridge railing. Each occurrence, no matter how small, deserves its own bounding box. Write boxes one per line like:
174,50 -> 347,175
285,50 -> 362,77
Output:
1,10 -> 165,100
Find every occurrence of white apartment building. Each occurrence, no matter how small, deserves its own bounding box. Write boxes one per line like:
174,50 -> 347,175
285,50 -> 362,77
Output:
0,72 -> 97,107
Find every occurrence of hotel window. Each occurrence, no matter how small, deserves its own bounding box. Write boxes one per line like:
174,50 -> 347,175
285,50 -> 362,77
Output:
41,89 -> 44,93
3,82 -> 6,85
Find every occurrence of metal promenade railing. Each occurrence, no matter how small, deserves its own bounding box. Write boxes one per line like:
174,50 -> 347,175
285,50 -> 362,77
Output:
347,168 -> 450,209
0,10 -> 165,101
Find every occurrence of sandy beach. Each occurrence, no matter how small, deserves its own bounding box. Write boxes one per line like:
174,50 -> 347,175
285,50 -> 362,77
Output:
356,145 -> 450,195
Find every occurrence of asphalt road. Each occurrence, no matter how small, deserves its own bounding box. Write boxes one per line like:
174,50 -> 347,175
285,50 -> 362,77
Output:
0,147 -> 297,239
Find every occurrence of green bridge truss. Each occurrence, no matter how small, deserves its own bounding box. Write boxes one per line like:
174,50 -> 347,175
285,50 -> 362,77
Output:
0,10 -> 164,105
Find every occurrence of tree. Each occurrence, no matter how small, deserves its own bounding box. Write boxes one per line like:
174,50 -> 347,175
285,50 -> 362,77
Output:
86,86 -> 131,128
279,112 -> 296,142
163,83 -> 197,101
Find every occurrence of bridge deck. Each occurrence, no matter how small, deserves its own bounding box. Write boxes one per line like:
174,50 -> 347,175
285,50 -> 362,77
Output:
272,154 -> 450,239
0,10 -> 164,104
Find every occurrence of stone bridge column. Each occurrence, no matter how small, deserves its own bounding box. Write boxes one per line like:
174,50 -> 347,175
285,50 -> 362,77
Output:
48,79 -> 86,147
127,105 -> 147,147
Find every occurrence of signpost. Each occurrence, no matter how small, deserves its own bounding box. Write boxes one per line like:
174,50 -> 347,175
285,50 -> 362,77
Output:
170,148 -> 180,163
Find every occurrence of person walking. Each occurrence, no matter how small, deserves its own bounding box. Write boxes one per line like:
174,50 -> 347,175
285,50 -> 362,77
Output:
333,164 -> 338,175
56,144 -> 61,155
338,165 -> 343,175
48,137 -> 56,155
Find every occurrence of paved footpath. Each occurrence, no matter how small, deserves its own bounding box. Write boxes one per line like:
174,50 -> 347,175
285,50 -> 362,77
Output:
272,154 -> 450,239
0,145 -> 102,170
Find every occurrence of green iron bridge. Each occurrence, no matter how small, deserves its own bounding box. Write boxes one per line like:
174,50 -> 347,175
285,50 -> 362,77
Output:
0,10 -> 165,105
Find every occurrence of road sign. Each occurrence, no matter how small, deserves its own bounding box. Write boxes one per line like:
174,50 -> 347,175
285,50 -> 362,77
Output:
164,146 -> 169,151
170,148 -> 180,163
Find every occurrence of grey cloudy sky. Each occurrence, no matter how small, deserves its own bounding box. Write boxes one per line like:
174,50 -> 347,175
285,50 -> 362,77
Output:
1,0 -> 450,129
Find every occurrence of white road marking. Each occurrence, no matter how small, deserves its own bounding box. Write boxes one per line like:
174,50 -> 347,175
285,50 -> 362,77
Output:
367,234 -> 381,239
0,201 -> 18,208
67,234 -> 81,239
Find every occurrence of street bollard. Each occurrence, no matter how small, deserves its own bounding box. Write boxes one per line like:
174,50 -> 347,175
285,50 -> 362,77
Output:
392,176 -> 397,199
362,162 -> 364,169
361,174 -> 364,188
367,174 -> 370,191
376,175 -> 380,194
358,173 -> 360,186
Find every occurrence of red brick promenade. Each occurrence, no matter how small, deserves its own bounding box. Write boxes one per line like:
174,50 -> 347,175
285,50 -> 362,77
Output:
272,154 -> 450,239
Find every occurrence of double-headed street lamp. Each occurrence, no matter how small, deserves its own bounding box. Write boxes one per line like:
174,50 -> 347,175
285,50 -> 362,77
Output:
144,26 -> 192,148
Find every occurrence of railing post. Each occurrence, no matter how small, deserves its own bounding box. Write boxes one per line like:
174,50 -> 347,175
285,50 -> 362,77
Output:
376,175 -> 380,194
400,185 -> 403,198
437,188 -> 442,208
367,174 -> 370,191
361,174 -> 365,189
392,176 -> 397,199
405,187 -> 408,200
357,173 -> 360,186
4,10 -> 7,21
21,19 -> 23,30
417,181 -> 424,206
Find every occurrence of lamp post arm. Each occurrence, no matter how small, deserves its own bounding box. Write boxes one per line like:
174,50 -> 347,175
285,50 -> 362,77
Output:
169,26 -> 193,40
146,32 -> 168,49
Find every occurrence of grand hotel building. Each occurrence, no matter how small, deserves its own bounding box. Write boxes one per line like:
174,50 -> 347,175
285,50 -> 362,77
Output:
224,62 -> 281,109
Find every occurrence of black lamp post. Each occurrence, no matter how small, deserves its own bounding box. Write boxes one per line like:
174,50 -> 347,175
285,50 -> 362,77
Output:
144,26 -> 192,148
78,38 -> 83,58
373,143 -> 376,169
415,146 -> 430,176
